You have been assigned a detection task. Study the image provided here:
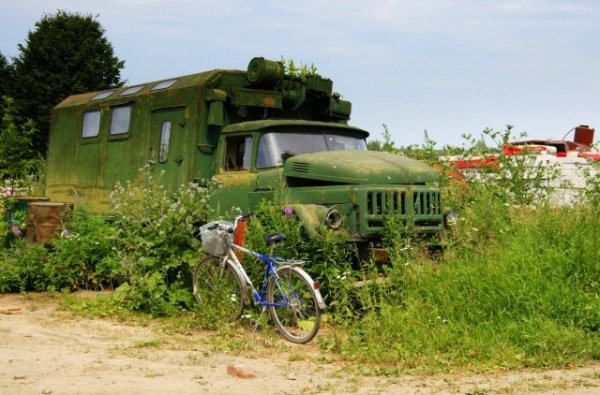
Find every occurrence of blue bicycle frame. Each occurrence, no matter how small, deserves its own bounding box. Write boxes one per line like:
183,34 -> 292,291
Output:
226,242 -> 299,309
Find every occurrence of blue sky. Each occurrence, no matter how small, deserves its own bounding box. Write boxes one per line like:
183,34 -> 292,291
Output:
1,0 -> 600,147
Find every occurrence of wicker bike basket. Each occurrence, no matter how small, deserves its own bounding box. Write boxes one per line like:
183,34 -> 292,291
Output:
199,221 -> 233,256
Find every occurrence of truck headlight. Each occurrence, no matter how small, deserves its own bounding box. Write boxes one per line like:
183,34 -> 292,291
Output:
325,209 -> 343,229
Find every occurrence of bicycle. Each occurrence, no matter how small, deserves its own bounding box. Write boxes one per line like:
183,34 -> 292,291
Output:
192,214 -> 326,344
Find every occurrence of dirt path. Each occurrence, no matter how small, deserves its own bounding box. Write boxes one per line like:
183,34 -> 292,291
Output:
0,293 -> 598,395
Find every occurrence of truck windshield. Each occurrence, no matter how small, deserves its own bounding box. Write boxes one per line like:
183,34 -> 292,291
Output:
256,131 -> 367,169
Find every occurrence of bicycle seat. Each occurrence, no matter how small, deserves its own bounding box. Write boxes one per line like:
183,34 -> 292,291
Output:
264,233 -> 286,246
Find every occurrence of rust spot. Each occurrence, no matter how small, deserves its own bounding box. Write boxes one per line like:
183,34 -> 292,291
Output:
214,172 -> 256,187
368,247 -> 389,262
262,96 -> 276,107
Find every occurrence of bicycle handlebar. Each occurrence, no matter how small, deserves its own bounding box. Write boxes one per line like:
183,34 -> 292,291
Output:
233,212 -> 253,232
204,212 -> 253,233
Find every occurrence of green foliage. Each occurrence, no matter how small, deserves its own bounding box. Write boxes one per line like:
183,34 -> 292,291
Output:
243,201 -> 307,257
1,197 -> 29,240
368,124 -> 463,165
12,10 -> 124,154
444,126 -> 564,211
396,129 -> 458,165
367,124 -> 396,153
328,127 -> 600,370
0,97 -> 39,188
45,205 -> 121,291
0,240 -> 48,292
109,167 -> 217,316
0,205 -> 120,292
280,57 -> 319,78
482,127 -> 560,205
318,124 -> 600,370
303,227 -> 355,320
0,53 -> 14,105
336,203 -> 600,371
580,159 -> 600,207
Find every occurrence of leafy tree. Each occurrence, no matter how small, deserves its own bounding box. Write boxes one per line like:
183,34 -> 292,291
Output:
0,97 -> 37,192
0,52 -> 14,121
0,52 -> 14,99
13,10 -> 124,155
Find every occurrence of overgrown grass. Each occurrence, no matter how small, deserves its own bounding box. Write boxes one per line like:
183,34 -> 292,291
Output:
1,126 -> 599,374
329,196 -> 600,372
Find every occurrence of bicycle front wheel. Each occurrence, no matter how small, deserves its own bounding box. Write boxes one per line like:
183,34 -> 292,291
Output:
192,256 -> 244,323
267,266 -> 322,344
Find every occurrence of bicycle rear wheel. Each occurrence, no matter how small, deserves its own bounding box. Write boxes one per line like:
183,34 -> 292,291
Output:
267,266 -> 322,344
192,256 -> 244,322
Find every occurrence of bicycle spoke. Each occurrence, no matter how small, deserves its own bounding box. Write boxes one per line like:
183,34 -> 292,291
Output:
192,256 -> 244,323
267,267 -> 321,344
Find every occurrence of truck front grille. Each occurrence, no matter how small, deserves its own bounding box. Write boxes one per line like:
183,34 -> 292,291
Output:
367,191 -> 407,216
413,191 -> 441,216
362,189 -> 442,233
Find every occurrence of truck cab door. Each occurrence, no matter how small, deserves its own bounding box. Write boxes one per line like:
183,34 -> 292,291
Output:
211,135 -> 257,213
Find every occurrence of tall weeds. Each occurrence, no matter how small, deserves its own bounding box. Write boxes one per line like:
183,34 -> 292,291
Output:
329,129 -> 600,371
1,126 -> 598,372
335,201 -> 599,371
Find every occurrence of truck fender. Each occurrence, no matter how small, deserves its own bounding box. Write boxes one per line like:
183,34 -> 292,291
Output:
283,204 -> 329,236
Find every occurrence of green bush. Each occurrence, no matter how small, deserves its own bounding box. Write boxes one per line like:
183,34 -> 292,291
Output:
45,205 -> 121,291
109,167 -> 217,315
0,204 -> 120,292
0,239 -> 48,292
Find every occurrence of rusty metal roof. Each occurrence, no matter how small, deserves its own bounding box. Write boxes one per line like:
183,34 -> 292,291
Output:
54,69 -> 245,109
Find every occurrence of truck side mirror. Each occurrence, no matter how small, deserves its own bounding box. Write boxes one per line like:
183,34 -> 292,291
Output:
208,101 -> 224,126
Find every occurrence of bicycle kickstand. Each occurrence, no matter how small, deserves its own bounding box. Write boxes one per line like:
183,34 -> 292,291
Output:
253,307 -> 267,334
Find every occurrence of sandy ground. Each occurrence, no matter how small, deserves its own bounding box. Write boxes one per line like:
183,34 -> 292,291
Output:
0,293 -> 599,395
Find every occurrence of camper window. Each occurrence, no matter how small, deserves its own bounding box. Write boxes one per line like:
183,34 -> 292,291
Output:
91,90 -> 114,101
110,105 -> 132,135
152,79 -> 177,91
120,85 -> 145,96
159,121 -> 172,163
82,110 -> 101,138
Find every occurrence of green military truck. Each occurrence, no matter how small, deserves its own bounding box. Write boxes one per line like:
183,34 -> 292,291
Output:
46,57 -> 445,260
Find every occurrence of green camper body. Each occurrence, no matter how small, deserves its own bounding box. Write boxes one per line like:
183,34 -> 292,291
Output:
46,58 -> 444,255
